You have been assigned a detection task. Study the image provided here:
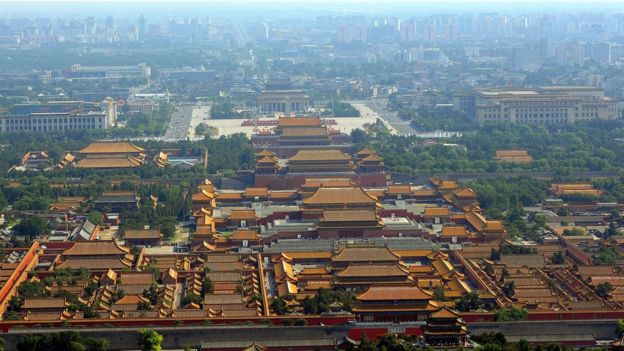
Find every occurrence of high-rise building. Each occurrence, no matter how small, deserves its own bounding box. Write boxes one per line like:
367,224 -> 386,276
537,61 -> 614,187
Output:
453,86 -> 619,124
138,15 -> 146,41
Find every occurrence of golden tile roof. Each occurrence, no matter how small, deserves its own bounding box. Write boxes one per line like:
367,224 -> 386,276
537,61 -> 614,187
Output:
423,207 -> 450,217
332,245 -> 400,262
288,149 -> 351,162
75,156 -> 143,168
57,257 -> 133,270
119,272 -> 154,286
303,187 -> 378,205
63,240 -> 131,256
256,156 -> 278,164
278,116 -> 321,127
244,187 -> 269,197
78,141 -> 144,154
336,263 -> 409,278
123,229 -> 161,240
355,147 -> 375,157
192,189 -> 215,201
440,226 -> 468,236
229,230 -> 260,241
229,209 -> 257,220
322,209 -> 379,222
281,127 -> 328,137
430,307 -> 461,319
302,178 -> 354,188
356,285 -> 432,301
386,185 -> 413,194
256,149 -> 276,157
24,297 -> 66,309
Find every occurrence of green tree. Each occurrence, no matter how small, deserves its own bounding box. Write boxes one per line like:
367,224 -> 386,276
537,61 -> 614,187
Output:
616,319 -> 624,338
552,251 -> 565,265
495,306 -> 528,321
455,291 -> 484,312
596,282 -> 614,299
87,211 -> 103,225
557,207 -> 570,216
181,293 -> 202,306
12,217 -> 50,238
433,286 -> 446,301
84,337 -> 109,351
502,281 -> 515,298
202,277 -> 214,295
69,341 -> 86,351
270,297 -> 288,315
514,339 -> 532,351
0,189 -> 7,209
137,329 -> 163,351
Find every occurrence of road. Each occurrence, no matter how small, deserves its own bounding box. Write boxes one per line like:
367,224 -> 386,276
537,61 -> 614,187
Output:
352,99 -> 420,136
162,104 -> 211,141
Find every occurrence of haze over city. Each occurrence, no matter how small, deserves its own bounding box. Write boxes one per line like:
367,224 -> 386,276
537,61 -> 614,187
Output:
1,1 -> 624,351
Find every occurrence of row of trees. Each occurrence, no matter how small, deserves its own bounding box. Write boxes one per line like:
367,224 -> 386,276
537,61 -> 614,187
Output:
367,120 -> 624,180
15,329 -> 165,351
113,103 -> 175,137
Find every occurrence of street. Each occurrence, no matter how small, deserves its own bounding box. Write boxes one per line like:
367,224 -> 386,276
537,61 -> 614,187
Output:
351,99 -> 420,136
162,103 -> 211,141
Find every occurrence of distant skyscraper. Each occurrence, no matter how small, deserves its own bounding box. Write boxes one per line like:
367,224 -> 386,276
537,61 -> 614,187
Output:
399,22 -> 414,42
261,23 -> 269,40
138,15 -> 146,41
592,42 -> 612,64
105,16 -> 114,32
458,13 -> 473,36
336,26 -> 348,43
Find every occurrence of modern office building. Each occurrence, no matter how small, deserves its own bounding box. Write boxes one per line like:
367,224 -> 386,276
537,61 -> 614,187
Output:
62,63 -> 151,79
159,68 -> 216,81
0,99 -> 117,132
453,86 -> 619,124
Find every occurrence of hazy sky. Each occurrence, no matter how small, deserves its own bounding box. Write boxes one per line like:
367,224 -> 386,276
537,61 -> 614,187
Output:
0,0 -> 621,18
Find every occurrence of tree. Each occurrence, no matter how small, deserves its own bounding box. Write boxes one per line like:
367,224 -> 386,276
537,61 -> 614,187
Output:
495,306 -> 528,321
0,189 -> 7,210
552,251 -> 565,265
616,319 -> 624,338
350,128 -> 368,144
138,301 -> 151,311
595,282 -> 614,299
477,343 -> 503,351
142,284 -> 159,305
513,339 -> 532,351
137,329 -> 163,351
455,291 -> 482,312
202,277 -> 214,295
557,207 -> 570,216
12,217 -> 50,238
433,286 -> 446,301
110,289 -> 125,303
3,311 -> 20,320
503,281 -> 515,298
490,248 -> 501,261
87,211 -> 103,225
270,297 -> 288,315
69,341 -> 86,351
181,293 -> 202,306
84,337 -> 109,351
